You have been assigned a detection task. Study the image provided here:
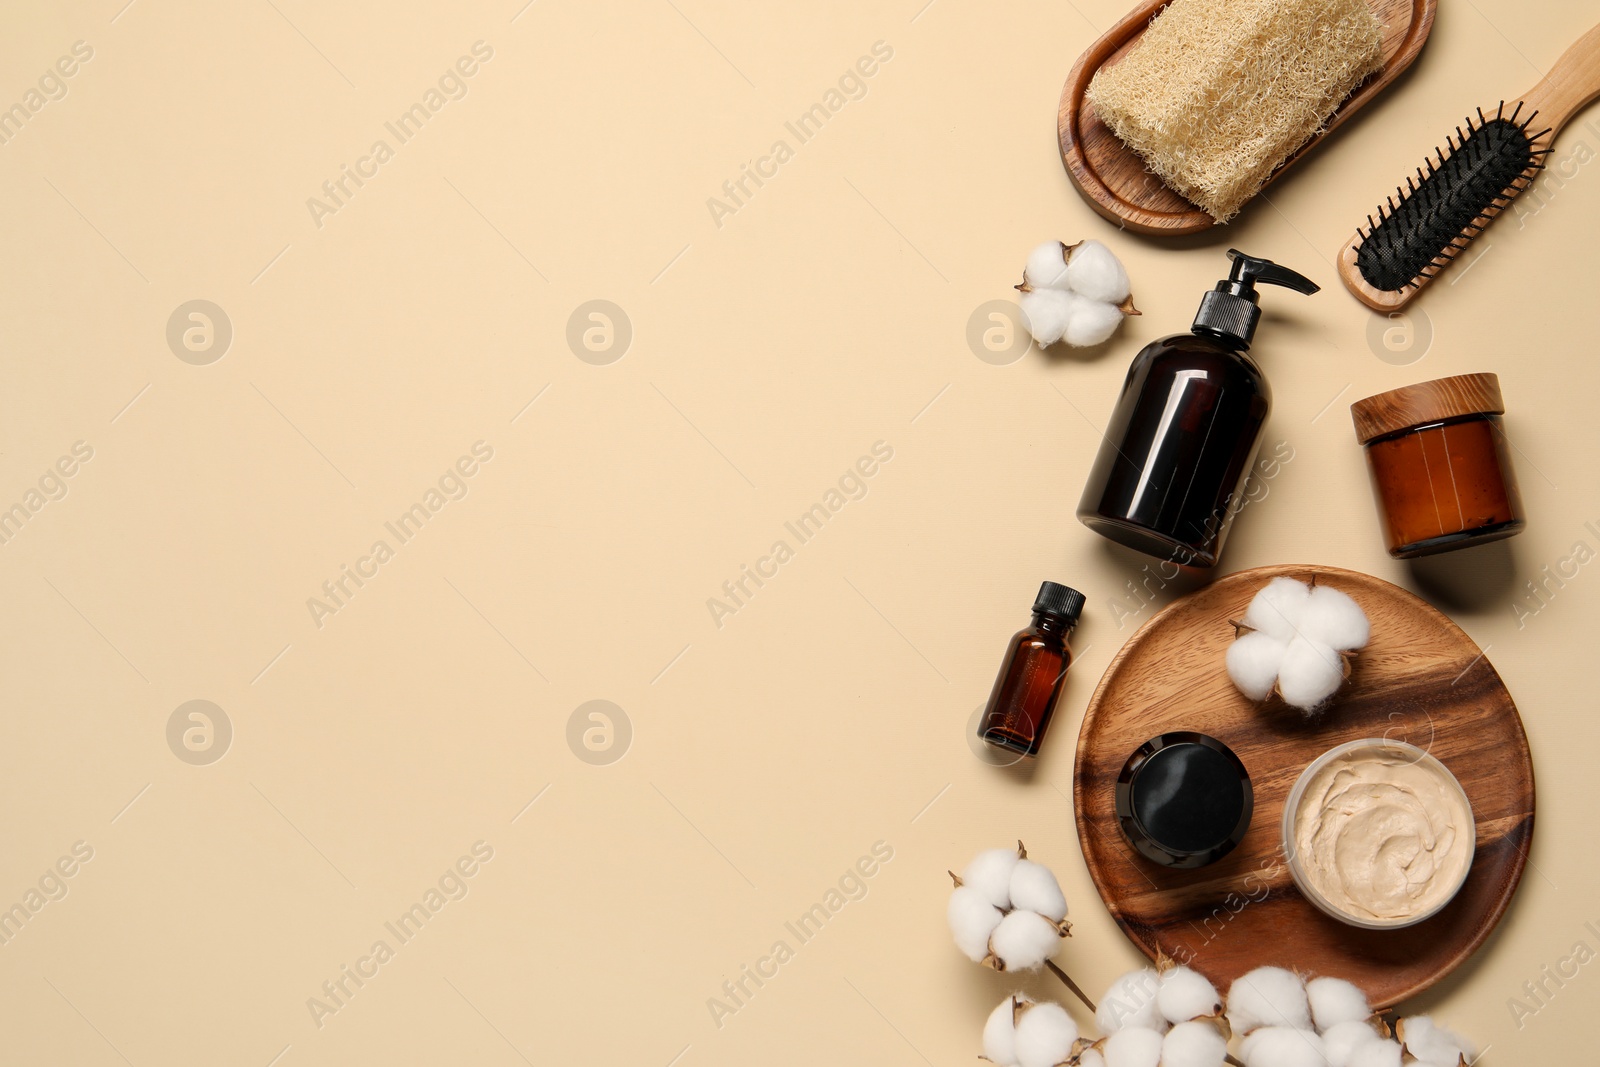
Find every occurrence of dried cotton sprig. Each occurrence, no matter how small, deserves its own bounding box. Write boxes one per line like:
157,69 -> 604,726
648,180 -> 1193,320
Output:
1226,576 -> 1369,715
947,842 -> 1095,1011
1016,240 -> 1140,348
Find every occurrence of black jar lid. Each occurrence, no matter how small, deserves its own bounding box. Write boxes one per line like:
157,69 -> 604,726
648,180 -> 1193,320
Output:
1115,732 -> 1252,869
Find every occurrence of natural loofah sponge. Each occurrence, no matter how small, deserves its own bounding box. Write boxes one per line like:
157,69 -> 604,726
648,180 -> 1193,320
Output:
1085,0 -> 1383,222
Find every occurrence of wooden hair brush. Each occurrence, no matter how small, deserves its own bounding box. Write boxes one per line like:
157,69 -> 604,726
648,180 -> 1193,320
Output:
1338,20 -> 1600,311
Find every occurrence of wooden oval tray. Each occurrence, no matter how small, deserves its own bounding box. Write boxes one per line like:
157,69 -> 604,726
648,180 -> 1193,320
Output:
1072,564 -> 1534,1008
1057,0 -> 1438,235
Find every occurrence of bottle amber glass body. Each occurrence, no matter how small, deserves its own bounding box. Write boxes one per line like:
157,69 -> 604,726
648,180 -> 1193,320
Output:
1363,415 -> 1524,557
978,612 -> 1075,758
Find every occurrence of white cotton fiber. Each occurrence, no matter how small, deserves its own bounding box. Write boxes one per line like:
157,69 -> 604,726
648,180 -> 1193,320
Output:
1321,1020 -> 1380,1067
1158,966 -> 1222,1024
1240,1026 -> 1328,1067
984,996 -> 1025,1066
1345,1038 -> 1402,1067
1014,1001 -> 1079,1067
1299,586 -> 1370,651
1020,288 -> 1078,347
1009,859 -> 1068,922
1227,967 -> 1311,1033
1398,1016 -> 1474,1065
1276,636 -> 1346,711
1063,296 -> 1126,348
1226,631 -> 1288,702
1104,1026 -> 1164,1067
1078,1051 -> 1106,1067
1307,977 -> 1370,1032
1098,968 -> 1165,1034
1065,240 -> 1132,305
1243,577 -> 1312,640
948,885 -> 1003,962
1161,1020 -> 1227,1067
963,848 -> 1021,909
989,909 -> 1060,970
1025,241 -> 1072,290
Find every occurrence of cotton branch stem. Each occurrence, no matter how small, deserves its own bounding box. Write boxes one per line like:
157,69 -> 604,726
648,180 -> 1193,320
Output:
1042,959 -> 1097,1014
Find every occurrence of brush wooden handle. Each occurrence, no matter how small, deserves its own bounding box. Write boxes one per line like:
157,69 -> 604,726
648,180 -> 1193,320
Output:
1340,19 -> 1600,311
1520,19 -> 1600,135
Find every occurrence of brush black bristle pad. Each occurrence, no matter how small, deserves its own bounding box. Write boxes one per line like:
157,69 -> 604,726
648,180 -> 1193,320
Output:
1356,114 -> 1539,292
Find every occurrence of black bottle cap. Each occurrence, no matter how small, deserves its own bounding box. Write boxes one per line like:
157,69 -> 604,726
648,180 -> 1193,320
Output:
1033,581 -> 1086,625
1192,248 -> 1319,351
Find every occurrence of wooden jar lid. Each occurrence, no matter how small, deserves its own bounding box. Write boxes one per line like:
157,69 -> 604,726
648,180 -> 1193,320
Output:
1350,372 -> 1505,444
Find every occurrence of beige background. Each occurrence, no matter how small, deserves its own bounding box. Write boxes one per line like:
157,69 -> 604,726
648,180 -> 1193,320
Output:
1,0 -> 1596,1063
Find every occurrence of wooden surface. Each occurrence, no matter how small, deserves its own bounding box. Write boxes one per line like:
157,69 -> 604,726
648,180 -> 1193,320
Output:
1073,565 -> 1535,1009
1058,0 -> 1436,235
1339,19 -> 1600,309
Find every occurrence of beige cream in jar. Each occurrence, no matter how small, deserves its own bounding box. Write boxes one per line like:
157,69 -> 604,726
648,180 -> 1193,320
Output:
1283,739 -> 1475,929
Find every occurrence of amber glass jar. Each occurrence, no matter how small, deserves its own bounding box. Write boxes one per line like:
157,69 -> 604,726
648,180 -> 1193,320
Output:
1350,373 -> 1525,558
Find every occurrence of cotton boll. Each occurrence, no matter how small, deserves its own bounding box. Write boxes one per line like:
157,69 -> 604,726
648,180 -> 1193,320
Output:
1157,966 -> 1222,1024
1024,241 -> 1072,291
1019,288 -> 1078,347
1161,1021 -> 1227,1067
963,848 -> 1021,909
1226,631 -> 1288,702
1098,969 -> 1165,1034
1104,1026 -> 1164,1067
1240,1026 -> 1327,1067
1345,1039 -> 1402,1067
1299,586 -> 1370,651
1243,577 -> 1313,640
1276,636 -> 1346,712
989,909 -> 1061,970
1307,978 -> 1370,1032
983,996 -> 1027,1066
1065,240 -> 1132,305
1063,297 -> 1126,347
1321,1020 -> 1381,1067
1078,1051 -> 1106,1067
1008,859 -> 1068,922
1397,1016 -> 1474,1066
1227,967 -> 1311,1034
948,886 -> 1004,962
1014,1002 -> 1078,1067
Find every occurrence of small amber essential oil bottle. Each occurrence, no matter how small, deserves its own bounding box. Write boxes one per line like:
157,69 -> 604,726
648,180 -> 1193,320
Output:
977,582 -> 1086,759
1350,373 -> 1526,558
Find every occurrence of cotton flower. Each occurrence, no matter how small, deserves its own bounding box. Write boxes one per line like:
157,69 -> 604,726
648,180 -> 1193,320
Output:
1345,1038 -> 1403,1067
947,843 -> 1070,972
1009,859 -> 1068,922
948,885 -> 1004,963
1396,1016 -> 1474,1066
1104,1025 -> 1164,1067
1014,1001 -> 1079,1067
1015,240 -> 1138,349
1078,1050 -> 1106,1067
1226,576 -> 1369,714
1321,1019 -> 1382,1067
1227,967 -> 1311,1034
1097,969 -> 1165,1034
1157,965 -> 1222,1024
1306,977 -> 1370,1032
1162,1020 -> 1228,1067
983,995 -> 1029,1065
1239,1026 -> 1327,1067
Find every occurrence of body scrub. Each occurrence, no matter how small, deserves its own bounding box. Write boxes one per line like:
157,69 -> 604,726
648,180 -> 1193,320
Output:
1284,739 -> 1475,928
1350,373 -> 1526,558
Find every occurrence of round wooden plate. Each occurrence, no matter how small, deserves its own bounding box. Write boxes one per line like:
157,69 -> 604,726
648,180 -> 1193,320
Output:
1073,564 -> 1534,1008
1057,0 -> 1437,235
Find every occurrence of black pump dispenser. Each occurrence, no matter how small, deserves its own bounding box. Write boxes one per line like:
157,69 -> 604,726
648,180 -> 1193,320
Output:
1077,248 -> 1319,568
1192,249 -> 1319,350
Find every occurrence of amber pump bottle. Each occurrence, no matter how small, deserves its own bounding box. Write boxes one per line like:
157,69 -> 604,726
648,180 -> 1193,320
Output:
1078,250 -> 1318,568
977,582 -> 1086,759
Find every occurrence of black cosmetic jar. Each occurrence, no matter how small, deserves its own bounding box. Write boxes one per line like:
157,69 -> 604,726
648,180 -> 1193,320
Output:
1115,732 -> 1252,869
